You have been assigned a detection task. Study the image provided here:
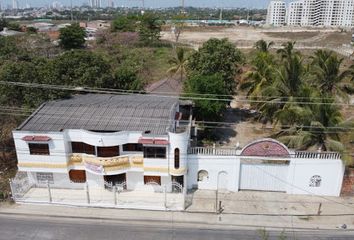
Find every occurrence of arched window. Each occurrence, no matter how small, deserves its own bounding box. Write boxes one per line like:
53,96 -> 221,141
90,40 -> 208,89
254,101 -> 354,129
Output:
198,170 -> 209,182
174,148 -> 180,169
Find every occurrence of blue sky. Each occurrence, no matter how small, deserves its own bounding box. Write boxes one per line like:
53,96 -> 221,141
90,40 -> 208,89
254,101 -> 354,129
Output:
4,0 -> 270,9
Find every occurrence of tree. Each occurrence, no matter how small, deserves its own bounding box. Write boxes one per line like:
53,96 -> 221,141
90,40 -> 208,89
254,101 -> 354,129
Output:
111,66 -> 143,90
240,41 -> 275,100
254,39 -> 274,53
278,96 -> 354,153
310,50 -> 353,101
171,14 -> 187,45
187,38 -> 243,94
59,23 -> 86,50
138,12 -> 162,45
184,74 -> 228,121
47,50 -> 112,88
111,15 -> 137,32
0,59 -> 69,108
167,47 -> 188,82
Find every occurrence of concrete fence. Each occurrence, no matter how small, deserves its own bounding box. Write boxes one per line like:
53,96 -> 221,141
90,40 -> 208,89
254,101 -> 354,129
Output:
9,172 -> 185,211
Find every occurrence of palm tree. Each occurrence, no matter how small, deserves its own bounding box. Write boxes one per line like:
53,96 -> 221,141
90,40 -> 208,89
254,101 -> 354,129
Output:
240,51 -> 275,99
254,40 -> 274,53
259,54 -> 308,124
310,50 -> 353,101
278,95 -> 354,152
276,41 -> 299,61
167,47 -> 188,82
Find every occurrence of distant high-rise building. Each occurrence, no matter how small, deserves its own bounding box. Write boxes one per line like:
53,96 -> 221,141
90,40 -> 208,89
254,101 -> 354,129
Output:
90,0 -> 101,8
12,0 -> 19,9
268,0 -> 354,27
266,0 -> 287,26
52,1 -> 62,10
107,0 -> 114,8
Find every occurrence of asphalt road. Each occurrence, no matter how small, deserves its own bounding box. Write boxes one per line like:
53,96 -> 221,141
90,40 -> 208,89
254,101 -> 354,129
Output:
0,215 -> 353,240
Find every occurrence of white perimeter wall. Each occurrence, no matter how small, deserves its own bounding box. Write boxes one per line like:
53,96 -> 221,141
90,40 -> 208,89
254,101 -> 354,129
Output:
187,155 -> 240,192
187,155 -> 344,196
286,158 -> 345,196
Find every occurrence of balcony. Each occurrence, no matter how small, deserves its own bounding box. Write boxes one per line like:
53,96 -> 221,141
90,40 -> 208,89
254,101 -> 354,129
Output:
68,153 -> 144,173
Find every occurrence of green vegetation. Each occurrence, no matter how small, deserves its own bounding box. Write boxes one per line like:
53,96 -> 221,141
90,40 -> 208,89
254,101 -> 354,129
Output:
187,38 -> 243,94
59,23 -> 86,49
184,74 -> 227,121
180,38 -> 243,121
167,47 -> 189,82
242,40 -> 354,163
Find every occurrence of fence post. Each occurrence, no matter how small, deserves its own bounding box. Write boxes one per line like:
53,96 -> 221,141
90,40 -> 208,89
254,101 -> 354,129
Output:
47,180 -> 52,203
114,186 -> 117,206
8,179 -> 15,201
85,182 -> 90,204
164,184 -> 167,210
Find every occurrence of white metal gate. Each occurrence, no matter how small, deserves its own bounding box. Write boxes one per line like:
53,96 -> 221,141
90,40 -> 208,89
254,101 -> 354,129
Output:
239,163 -> 289,192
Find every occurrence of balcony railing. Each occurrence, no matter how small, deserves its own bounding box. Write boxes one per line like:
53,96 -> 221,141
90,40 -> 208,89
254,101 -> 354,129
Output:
68,153 -> 144,172
188,147 -> 238,156
294,151 -> 341,159
188,147 -> 341,160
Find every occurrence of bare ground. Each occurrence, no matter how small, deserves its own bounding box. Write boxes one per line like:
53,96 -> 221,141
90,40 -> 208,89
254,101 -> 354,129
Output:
162,26 -> 352,48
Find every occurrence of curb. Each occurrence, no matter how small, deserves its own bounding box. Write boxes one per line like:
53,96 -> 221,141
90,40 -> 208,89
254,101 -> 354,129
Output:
1,207 -> 353,232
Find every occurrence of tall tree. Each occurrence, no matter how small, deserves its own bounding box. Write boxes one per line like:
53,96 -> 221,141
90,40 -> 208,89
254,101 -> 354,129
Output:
167,47 -> 188,82
254,39 -> 274,53
111,15 -> 137,32
184,74 -> 228,121
59,23 -> 86,50
138,13 -> 162,45
278,95 -> 354,153
187,38 -> 243,94
240,40 -> 275,100
310,50 -> 353,101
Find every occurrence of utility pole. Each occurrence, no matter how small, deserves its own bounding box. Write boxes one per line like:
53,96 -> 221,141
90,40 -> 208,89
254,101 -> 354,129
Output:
70,0 -> 73,22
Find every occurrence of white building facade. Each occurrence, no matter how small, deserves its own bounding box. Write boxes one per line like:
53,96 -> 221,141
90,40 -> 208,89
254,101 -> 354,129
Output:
268,0 -> 354,27
10,94 -> 346,210
266,0 -> 287,26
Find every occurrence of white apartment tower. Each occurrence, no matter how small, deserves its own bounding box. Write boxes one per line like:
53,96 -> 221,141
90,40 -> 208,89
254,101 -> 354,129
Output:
266,0 -> 287,26
288,1 -> 304,25
280,0 -> 354,27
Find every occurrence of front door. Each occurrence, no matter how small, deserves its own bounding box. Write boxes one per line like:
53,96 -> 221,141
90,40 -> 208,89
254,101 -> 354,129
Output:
104,173 -> 126,188
144,176 -> 161,185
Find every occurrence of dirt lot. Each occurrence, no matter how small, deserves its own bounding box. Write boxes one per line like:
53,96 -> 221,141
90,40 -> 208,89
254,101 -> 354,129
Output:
162,26 -> 352,48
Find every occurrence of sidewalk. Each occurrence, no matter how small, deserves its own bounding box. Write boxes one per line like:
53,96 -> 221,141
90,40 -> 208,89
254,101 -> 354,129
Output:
1,202 -> 354,231
187,190 -> 354,216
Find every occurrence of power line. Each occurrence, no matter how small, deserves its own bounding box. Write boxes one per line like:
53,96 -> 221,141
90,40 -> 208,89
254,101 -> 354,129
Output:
1,105 -> 353,131
0,109 -> 352,134
0,81 -> 353,107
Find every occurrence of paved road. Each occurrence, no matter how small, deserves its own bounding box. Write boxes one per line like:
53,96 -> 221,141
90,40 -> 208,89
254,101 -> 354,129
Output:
0,215 -> 353,240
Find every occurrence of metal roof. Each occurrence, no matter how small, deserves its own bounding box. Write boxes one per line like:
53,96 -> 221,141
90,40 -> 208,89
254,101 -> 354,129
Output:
18,94 -> 179,135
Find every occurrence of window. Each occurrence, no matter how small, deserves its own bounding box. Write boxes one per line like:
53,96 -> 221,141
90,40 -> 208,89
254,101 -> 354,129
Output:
36,172 -> 54,184
29,143 -> 50,155
69,170 -> 86,183
174,148 -> 180,169
123,143 -> 143,152
198,170 -> 209,182
143,147 -> 166,159
97,146 -> 119,157
71,142 -> 95,155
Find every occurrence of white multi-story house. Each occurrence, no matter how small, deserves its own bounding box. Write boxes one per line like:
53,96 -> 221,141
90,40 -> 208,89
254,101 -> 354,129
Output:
10,94 -> 346,210
266,0 -> 287,26
13,94 -> 192,193
280,0 -> 354,27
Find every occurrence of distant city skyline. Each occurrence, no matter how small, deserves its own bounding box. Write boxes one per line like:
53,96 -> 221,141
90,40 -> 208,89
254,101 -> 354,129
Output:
1,0 -> 271,9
